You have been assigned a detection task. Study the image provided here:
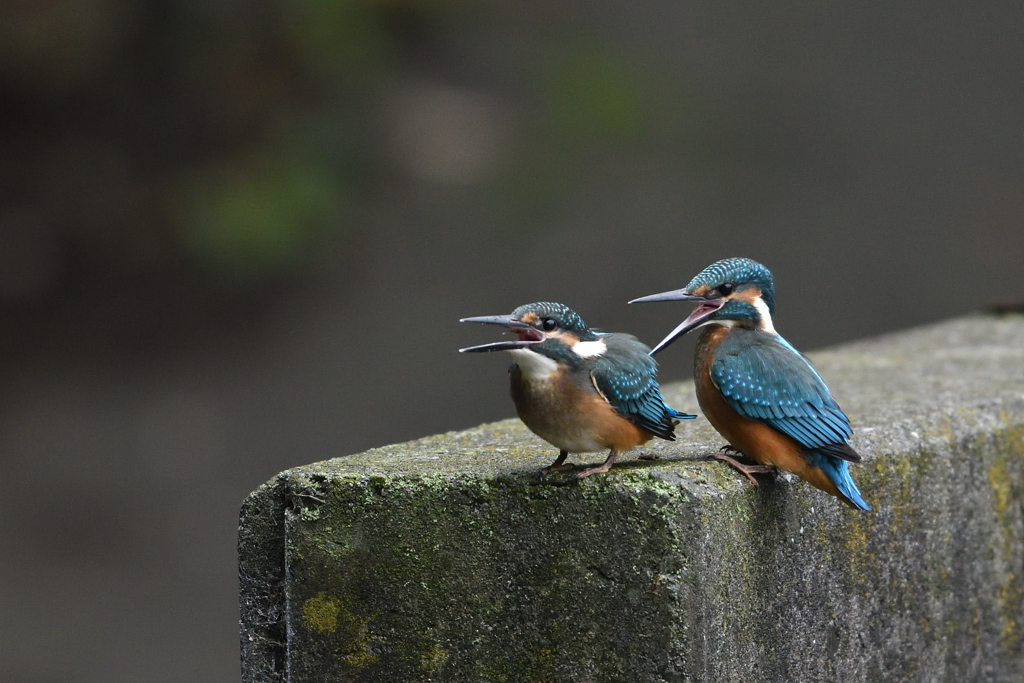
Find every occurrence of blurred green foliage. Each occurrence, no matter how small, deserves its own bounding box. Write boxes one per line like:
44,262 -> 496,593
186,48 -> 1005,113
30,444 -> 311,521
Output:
497,46 -> 664,220
180,158 -> 343,285
0,0 -> 704,305
545,51 -> 648,145
284,0 -> 396,80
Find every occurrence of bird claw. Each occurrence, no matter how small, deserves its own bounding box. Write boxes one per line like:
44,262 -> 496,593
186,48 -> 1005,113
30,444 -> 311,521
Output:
711,453 -> 775,486
571,450 -> 620,481
573,464 -> 612,480
539,450 -> 572,476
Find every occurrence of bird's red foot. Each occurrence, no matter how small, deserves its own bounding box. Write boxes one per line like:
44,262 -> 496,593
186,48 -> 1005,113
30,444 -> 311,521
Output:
711,452 -> 775,486
573,463 -> 612,480
573,449 -> 621,481
540,450 -> 572,476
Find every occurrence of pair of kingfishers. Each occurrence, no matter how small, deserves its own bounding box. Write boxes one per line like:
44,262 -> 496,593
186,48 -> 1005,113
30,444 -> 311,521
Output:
460,257 -> 869,510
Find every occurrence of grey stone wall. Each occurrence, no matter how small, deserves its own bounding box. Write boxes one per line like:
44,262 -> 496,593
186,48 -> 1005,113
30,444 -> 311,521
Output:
239,314 -> 1024,682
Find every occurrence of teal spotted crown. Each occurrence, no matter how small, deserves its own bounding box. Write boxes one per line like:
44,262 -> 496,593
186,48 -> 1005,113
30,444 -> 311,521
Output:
512,302 -> 590,335
686,257 -> 775,313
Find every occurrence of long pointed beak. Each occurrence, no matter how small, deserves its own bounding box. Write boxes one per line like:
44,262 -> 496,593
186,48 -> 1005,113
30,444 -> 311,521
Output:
459,314 -> 543,353
647,300 -> 725,355
459,340 -> 538,353
629,288 -> 705,304
459,314 -> 530,328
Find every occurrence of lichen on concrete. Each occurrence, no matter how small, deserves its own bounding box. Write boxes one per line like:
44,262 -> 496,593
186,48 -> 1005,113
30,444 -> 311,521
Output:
240,314 -> 1024,682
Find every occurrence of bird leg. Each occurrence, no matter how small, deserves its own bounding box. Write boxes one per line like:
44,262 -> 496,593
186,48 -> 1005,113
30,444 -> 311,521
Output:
574,449 -> 621,480
540,450 -> 573,475
711,448 -> 775,486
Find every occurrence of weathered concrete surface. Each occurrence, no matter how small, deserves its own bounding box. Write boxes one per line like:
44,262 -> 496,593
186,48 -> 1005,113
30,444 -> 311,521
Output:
240,314 -> 1024,682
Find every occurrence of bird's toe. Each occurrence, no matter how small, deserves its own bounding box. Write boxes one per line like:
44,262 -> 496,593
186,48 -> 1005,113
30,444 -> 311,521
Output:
572,465 -> 611,480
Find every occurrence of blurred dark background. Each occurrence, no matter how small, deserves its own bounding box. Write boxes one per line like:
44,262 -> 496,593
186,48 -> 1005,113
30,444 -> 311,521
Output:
1,0 -> 1023,680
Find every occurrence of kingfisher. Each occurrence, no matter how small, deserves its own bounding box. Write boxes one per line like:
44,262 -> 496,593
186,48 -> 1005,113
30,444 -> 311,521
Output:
459,302 -> 695,479
630,258 -> 870,510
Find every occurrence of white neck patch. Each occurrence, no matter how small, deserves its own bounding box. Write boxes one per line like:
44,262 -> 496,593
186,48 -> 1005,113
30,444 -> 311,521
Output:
752,296 -> 776,334
572,340 -> 607,359
510,348 -> 558,380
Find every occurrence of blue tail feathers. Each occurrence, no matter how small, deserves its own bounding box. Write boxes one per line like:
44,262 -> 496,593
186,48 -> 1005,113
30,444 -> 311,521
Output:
807,452 -> 870,511
667,406 -> 697,420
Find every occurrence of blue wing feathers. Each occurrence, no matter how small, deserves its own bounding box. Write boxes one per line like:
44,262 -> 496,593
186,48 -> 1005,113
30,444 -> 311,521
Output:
711,331 -> 867,503
591,333 -> 693,440
711,330 -> 860,463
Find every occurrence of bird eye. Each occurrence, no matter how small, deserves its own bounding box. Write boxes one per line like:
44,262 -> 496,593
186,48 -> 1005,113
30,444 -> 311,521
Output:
541,318 -> 557,331
717,283 -> 735,296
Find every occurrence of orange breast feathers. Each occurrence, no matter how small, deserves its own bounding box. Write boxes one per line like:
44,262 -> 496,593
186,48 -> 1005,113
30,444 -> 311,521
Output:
510,364 -> 653,453
585,390 -> 654,452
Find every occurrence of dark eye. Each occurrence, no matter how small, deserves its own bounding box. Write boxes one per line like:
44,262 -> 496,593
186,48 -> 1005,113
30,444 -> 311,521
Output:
541,318 -> 557,331
717,283 -> 735,296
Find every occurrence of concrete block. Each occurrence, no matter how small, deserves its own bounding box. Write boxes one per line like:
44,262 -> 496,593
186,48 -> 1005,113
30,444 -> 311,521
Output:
240,314 -> 1024,682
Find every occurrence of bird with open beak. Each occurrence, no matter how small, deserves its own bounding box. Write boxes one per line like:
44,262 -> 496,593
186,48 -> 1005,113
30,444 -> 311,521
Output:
460,302 -> 695,479
631,258 -> 869,510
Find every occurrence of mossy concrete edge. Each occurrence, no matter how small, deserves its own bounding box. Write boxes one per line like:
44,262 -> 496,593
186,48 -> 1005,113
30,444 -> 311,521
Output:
240,314 -> 1024,682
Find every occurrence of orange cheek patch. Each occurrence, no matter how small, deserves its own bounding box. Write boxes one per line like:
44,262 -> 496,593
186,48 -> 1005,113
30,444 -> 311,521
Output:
546,331 -> 579,346
734,287 -> 762,305
519,312 -> 539,324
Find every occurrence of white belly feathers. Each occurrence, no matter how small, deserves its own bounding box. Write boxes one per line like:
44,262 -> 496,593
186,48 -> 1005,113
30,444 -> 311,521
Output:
509,348 -> 559,381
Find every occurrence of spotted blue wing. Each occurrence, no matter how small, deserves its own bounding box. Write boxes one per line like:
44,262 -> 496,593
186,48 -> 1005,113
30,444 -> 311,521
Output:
711,331 -> 858,461
591,334 -> 693,441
